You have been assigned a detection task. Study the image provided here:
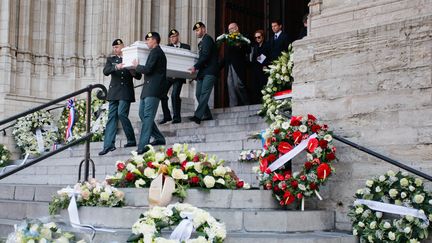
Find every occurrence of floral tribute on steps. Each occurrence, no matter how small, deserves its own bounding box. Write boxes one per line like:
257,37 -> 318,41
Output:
348,170 -> 432,243
12,110 -> 59,156
0,144 -> 11,167
106,143 -> 249,200
255,114 -> 336,208
48,178 -> 125,215
6,218 -> 88,243
127,203 -> 226,243
258,47 -> 293,123
238,149 -> 262,163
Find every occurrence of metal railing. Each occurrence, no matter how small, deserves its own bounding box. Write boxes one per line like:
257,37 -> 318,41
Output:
0,84 -> 107,181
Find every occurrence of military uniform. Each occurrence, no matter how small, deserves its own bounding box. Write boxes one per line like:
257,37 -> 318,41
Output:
100,39 -> 142,155
135,32 -> 167,153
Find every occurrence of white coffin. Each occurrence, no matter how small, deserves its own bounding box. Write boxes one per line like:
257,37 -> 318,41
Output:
122,41 -> 198,79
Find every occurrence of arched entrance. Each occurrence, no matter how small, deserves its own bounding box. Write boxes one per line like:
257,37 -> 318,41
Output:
215,0 -> 309,108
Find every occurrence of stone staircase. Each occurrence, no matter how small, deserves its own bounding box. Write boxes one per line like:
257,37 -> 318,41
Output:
0,105 -> 356,242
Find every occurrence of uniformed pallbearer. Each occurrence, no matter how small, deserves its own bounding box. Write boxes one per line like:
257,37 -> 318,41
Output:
99,39 -> 142,156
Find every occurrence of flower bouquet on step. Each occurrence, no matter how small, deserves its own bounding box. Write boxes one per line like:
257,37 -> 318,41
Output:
238,149 -> 262,163
258,46 -> 294,123
106,143 -> 249,200
216,32 -> 250,47
0,144 -> 11,167
49,178 -> 125,215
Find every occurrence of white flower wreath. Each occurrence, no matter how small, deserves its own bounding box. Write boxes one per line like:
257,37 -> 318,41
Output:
128,203 -> 226,243
12,110 -> 59,156
349,170 -> 432,243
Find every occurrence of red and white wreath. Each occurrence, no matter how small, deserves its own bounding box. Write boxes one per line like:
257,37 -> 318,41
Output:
256,114 -> 337,209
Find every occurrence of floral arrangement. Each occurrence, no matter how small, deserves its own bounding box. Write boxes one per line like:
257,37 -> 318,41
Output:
258,48 -> 294,123
216,32 -> 250,47
255,114 -> 336,207
348,170 -> 432,242
0,144 -> 11,167
238,149 -> 262,162
57,94 -> 108,143
128,203 -> 226,243
106,143 -> 249,199
49,178 -> 125,215
6,218 -> 88,243
12,110 -> 59,156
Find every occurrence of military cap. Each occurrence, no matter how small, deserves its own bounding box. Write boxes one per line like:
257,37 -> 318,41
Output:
145,32 -> 160,40
193,22 -> 205,30
169,29 -> 179,37
112,39 -> 123,46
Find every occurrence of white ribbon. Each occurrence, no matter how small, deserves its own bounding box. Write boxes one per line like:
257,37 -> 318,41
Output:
170,212 -> 194,241
35,129 -> 45,153
354,199 -> 429,225
267,133 -> 317,172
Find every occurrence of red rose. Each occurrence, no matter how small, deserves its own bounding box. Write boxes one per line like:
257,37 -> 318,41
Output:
278,141 -> 293,154
297,193 -> 303,199
300,175 -> 306,181
309,182 -> 317,190
326,152 -> 336,161
318,140 -> 328,148
193,155 -> 200,162
307,114 -> 316,121
125,172 -> 135,182
267,154 -> 277,163
181,161 -> 187,170
190,176 -> 200,185
307,138 -> 318,153
274,128 -> 280,134
166,148 -> 173,157
311,124 -> 321,133
312,158 -> 321,165
284,171 -> 292,180
293,131 -> 302,144
290,180 -> 298,188
304,162 -> 312,170
317,163 -> 331,179
236,180 -> 244,188
280,182 -> 287,190
271,137 -> 277,142
147,161 -> 155,168
117,162 -> 125,171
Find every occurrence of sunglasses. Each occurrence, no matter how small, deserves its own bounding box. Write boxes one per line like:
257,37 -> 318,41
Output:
255,36 -> 262,39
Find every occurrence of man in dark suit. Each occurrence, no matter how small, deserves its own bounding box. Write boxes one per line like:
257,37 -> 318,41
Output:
269,20 -> 291,62
159,29 -> 191,124
188,22 -> 218,125
220,22 -> 250,107
99,39 -> 142,156
132,32 -> 167,154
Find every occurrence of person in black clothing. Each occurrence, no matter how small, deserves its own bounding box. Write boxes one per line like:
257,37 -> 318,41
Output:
132,32 -> 167,154
188,22 -> 218,125
159,29 -> 191,124
250,30 -> 270,104
269,20 -> 291,62
219,22 -> 250,107
298,14 -> 308,40
99,39 -> 142,156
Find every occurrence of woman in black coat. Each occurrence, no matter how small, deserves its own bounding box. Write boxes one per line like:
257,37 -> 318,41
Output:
250,30 -> 270,104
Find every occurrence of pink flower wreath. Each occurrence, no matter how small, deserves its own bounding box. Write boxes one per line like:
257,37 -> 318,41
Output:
257,114 -> 337,207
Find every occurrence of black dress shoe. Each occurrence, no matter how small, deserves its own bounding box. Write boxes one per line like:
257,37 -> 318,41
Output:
137,146 -> 150,155
159,118 -> 172,124
98,146 -> 116,156
172,119 -> 181,124
188,116 -> 201,124
123,142 -> 136,148
150,140 -> 166,146
201,116 -> 213,121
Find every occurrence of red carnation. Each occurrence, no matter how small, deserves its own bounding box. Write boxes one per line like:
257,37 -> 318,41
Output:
278,141 -> 293,154
190,176 -> 200,185
193,155 -> 200,162
273,185 -> 280,192
307,138 -> 318,153
297,193 -> 303,199
304,162 -> 313,170
309,182 -> 317,190
311,124 -> 321,133
236,180 -> 244,188
166,148 -> 173,157
280,182 -> 287,190
284,171 -> 292,180
293,131 -> 302,144
125,172 -> 135,182
317,163 -> 331,179
326,152 -> 336,161
117,162 -> 125,171
147,161 -> 155,168
319,140 -> 328,149
307,114 -> 316,121
267,154 -> 277,163
274,128 -> 280,134
300,175 -> 306,181
290,180 -> 298,188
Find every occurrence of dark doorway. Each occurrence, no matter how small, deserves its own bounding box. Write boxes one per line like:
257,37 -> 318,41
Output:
214,0 -> 309,108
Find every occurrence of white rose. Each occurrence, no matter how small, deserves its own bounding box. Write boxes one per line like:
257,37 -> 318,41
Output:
367,235 -> 373,242
414,178 -> 423,187
388,231 -> 396,240
405,215 -> 414,222
387,170 -> 396,177
400,178 -> 409,187
369,221 -> 377,229
203,176 -> 215,188
213,166 -> 227,177
375,186 -> 381,193
414,194 -> 424,204
298,184 -> 306,191
178,153 -> 187,162
379,175 -> 386,182
135,179 -> 146,188
365,180 -> 374,187
409,185 -> 416,192
185,162 -> 195,170
155,152 -> 165,162
395,199 -> 402,205
401,192 -> 407,198
375,212 -> 382,218
389,189 -> 398,198
216,178 -> 225,185
100,191 -> 110,201
358,222 -> 365,227
172,168 -> 188,180
355,207 -> 364,214
194,163 -> 203,173
353,229 -> 358,235
324,134 -> 332,142
173,143 -> 182,153
404,226 -> 411,234
298,125 -> 307,133
383,221 -> 391,229
281,122 -> 290,130
144,167 -> 157,179
126,163 -> 136,171
410,239 -> 419,243
243,183 -> 250,189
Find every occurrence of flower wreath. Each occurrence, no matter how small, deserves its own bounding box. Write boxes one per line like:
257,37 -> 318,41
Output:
128,203 -> 226,243
348,170 -> 432,242
256,114 -> 336,208
12,110 -> 59,156
0,144 -> 11,167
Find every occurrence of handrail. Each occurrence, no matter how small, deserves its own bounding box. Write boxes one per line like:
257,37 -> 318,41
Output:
0,84 -> 107,182
277,111 -> 432,182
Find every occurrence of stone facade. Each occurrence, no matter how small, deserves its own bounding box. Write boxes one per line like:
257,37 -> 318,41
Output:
294,0 -> 432,230
0,0 -> 215,154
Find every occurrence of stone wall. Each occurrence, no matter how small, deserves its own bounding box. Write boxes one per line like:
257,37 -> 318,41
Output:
0,0 -> 215,155
293,0 -> 432,230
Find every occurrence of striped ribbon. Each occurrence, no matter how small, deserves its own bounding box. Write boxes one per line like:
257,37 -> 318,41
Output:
65,99 -> 75,141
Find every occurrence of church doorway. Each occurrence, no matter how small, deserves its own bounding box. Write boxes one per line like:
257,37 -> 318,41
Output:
214,0 -> 309,108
